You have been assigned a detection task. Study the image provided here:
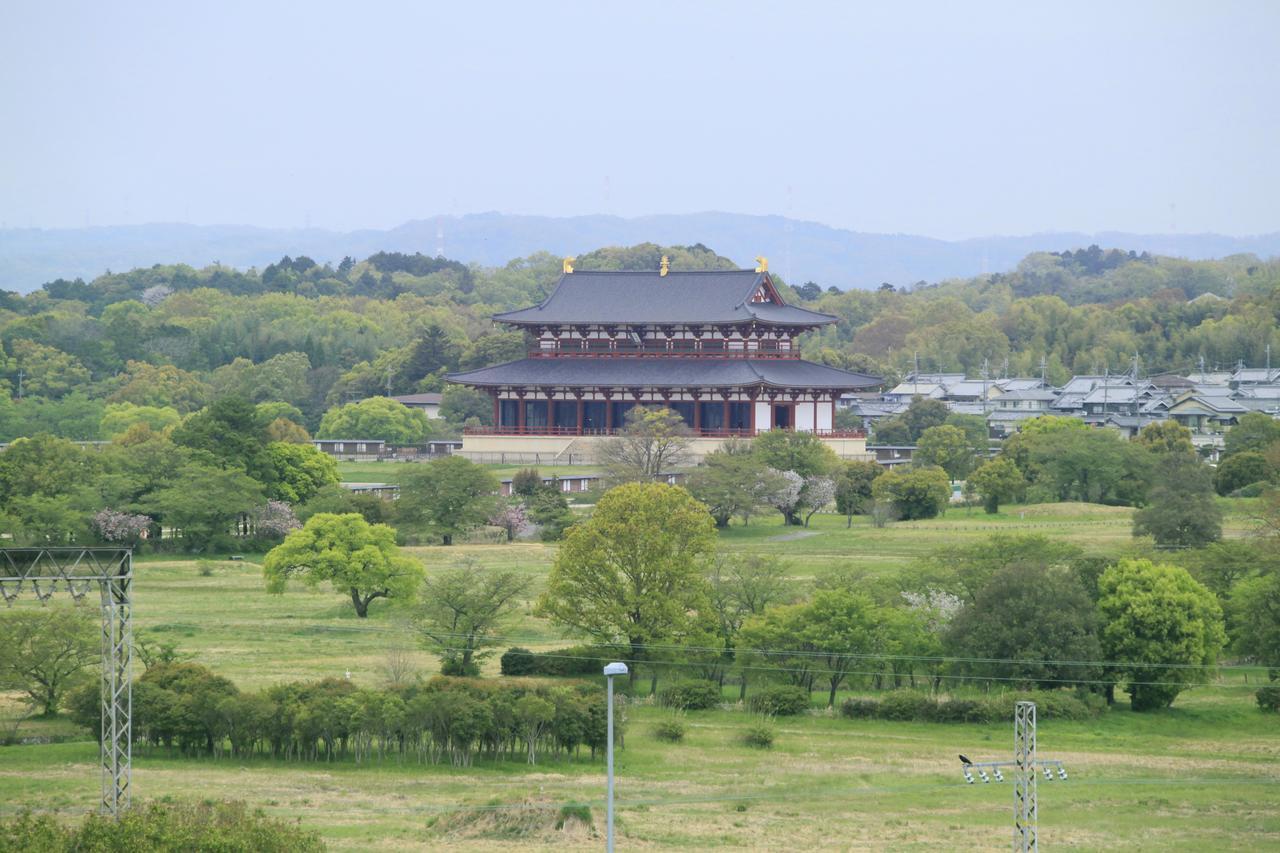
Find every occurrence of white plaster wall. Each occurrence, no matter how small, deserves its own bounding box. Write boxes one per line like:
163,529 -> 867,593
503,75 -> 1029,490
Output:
795,401 -> 816,431
755,401 -> 772,429
815,401 -> 833,431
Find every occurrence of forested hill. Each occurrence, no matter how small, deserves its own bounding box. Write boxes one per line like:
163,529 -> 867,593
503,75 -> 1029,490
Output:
4,212 -> 1280,293
0,242 -> 1277,444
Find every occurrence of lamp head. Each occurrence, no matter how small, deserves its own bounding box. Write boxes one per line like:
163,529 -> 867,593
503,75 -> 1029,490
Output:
603,662 -> 629,677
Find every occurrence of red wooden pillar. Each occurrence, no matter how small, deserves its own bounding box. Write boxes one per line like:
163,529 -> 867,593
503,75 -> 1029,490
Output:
492,393 -> 500,428
604,391 -> 614,432
722,396 -> 731,435
517,395 -> 526,432
575,396 -> 584,435
691,391 -> 702,434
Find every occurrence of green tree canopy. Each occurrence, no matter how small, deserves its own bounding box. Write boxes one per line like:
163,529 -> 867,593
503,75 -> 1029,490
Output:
263,512 -> 423,617
1223,412 -> 1280,459
1133,453 -> 1222,548
412,558 -> 531,675
968,456 -> 1023,514
686,439 -> 788,527
172,396 -> 270,474
834,459 -> 884,526
536,483 -> 716,686
99,402 -> 182,439
1213,450 -> 1274,496
1135,420 -> 1195,457
1098,558 -> 1225,710
751,428 -> 840,477
871,466 -> 951,520
316,397 -> 432,444
945,562 -> 1101,689
0,605 -> 98,715
396,455 -> 499,545
598,406 -> 693,485
259,442 -> 340,504
913,424 -> 976,481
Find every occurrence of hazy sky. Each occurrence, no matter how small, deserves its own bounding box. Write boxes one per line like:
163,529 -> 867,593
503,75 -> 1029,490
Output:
2,0 -> 1277,238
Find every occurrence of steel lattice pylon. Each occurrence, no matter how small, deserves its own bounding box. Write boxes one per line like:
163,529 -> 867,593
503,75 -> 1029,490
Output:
1014,700 -> 1037,851
0,548 -> 132,816
959,700 -> 1068,852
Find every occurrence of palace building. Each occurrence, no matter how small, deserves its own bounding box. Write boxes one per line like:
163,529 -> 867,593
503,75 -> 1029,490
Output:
445,258 -> 881,463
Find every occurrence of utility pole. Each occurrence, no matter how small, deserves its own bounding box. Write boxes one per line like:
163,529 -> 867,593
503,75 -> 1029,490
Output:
15,369 -> 23,399
1039,355 -> 1047,387
981,357 -> 991,415
959,701 -> 1068,852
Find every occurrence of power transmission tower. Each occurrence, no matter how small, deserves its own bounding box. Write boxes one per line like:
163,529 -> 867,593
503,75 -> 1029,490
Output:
959,700 -> 1068,852
0,548 -> 133,817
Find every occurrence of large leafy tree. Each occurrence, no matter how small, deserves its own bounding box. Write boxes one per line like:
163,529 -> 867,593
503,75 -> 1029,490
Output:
1135,420 -> 1195,457
968,456 -> 1023,514
141,462 -> 264,549
172,396 -> 270,475
316,397 -> 431,444
945,562 -> 1101,688
1223,412 -> 1280,459
0,605 -> 98,715
397,455 -> 499,545
536,483 -> 716,686
1133,452 -> 1222,548
98,402 -> 181,439
259,442 -> 340,504
751,428 -> 840,477
686,440 -> 789,527
913,424 -> 976,481
834,459 -> 884,526
1025,426 -> 1152,506
598,406 -> 693,485
1097,559 -> 1225,710
0,434 -> 100,504
1213,451 -> 1274,495
263,512 -> 423,617
1229,569 -> 1280,679
871,465 -> 950,520
412,558 -> 531,675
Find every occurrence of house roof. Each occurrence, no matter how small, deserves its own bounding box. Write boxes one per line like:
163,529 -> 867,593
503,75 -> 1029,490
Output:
997,389 -> 1058,401
1169,395 -> 1249,415
493,269 -> 837,327
390,393 -> 442,405
943,380 -> 997,398
997,378 -> 1048,392
446,357 -> 881,391
886,382 -> 944,397
1232,367 -> 1280,384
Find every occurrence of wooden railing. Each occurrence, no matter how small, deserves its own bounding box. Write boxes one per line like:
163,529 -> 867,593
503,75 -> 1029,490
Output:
464,426 -> 866,439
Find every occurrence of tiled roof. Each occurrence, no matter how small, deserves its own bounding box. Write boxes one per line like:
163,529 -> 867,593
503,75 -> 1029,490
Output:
447,358 -> 881,390
493,270 -> 837,327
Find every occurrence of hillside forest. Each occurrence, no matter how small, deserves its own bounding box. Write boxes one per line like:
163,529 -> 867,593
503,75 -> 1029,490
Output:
0,242 -> 1278,442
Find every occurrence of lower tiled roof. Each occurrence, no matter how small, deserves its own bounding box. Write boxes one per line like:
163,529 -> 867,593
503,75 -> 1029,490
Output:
446,358 -> 881,390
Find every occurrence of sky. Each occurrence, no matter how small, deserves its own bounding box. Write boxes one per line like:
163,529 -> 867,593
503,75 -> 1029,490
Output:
1,0 -> 1277,239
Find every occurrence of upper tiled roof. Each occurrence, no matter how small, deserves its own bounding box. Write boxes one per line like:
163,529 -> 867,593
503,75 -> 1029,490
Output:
493,270 -> 837,327
446,357 -> 881,390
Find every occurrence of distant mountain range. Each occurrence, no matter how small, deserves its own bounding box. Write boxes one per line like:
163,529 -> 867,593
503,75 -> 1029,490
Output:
2,212 -> 1278,294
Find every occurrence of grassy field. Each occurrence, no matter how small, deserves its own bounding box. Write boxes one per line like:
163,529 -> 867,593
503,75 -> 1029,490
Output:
1,501 -> 1277,849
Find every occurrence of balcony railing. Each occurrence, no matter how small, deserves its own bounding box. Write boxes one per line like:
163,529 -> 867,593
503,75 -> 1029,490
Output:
464,426 -> 867,439
529,341 -> 801,359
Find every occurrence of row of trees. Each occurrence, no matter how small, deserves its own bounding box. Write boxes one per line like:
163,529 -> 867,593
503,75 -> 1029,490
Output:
67,663 -> 618,767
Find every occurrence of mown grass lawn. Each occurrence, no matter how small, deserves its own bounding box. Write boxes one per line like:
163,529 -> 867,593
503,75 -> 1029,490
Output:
1,500 -> 1276,849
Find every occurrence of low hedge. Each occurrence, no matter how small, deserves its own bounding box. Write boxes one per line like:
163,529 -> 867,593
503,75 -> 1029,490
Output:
499,646 -> 616,677
657,680 -> 721,710
839,690 -> 1100,724
746,685 -> 811,716
1257,683 -> 1280,713
0,800 -> 324,853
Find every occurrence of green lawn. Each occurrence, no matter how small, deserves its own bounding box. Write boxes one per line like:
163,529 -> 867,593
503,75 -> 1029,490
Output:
1,501 -> 1276,849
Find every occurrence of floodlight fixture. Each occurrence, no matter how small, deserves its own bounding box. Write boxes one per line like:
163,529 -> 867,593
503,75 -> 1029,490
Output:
603,661 -> 628,677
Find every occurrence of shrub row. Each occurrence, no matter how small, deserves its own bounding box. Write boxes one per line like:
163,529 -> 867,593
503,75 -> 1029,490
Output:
0,800 -> 323,853
500,646 -> 617,678
1258,683 -> 1280,713
839,690 -> 1103,723
656,681 -> 721,710
68,663 -> 622,767
746,685 -> 812,716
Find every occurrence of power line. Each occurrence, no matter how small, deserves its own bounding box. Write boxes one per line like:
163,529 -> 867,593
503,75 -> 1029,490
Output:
429,645 -> 1251,689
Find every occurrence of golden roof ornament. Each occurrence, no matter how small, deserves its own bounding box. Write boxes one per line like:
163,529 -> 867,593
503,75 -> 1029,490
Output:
660,255 -> 670,277
562,257 -> 575,274
755,256 -> 768,273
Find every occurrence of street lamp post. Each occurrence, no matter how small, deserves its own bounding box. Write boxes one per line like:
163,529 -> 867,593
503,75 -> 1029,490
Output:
603,661 -> 628,852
